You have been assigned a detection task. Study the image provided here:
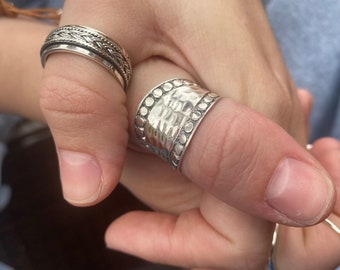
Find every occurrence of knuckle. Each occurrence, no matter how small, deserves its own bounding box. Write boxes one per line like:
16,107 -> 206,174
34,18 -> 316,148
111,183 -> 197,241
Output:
263,80 -> 296,129
39,74 -> 116,137
276,91 -> 295,124
40,74 -> 107,118
40,76 -> 108,124
232,234 -> 271,270
196,104 -> 260,195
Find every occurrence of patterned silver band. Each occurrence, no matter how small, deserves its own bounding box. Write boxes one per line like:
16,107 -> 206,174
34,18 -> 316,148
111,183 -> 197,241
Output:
40,25 -> 132,90
135,79 -> 220,170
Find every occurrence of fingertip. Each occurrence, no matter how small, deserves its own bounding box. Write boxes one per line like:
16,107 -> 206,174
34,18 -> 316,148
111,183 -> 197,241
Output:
297,88 -> 313,115
297,88 -> 314,111
58,149 -> 102,205
312,137 -> 340,152
58,149 -> 123,206
266,157 -> 335,226
104,211 -> 175,253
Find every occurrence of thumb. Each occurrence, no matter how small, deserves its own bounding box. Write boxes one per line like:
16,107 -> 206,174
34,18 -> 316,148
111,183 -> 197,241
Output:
41,52 -> 128,206
40,1 -> 134,205
127,59 -> 335,226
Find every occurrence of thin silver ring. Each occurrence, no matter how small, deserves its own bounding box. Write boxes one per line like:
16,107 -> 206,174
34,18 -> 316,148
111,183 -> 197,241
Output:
325,218 -> 340,235
40,25 -> 132,90
135,78 -> 220,170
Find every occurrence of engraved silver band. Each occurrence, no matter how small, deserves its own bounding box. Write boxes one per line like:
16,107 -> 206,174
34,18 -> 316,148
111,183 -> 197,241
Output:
135,79 -> 220,170
40,25 -> 132,90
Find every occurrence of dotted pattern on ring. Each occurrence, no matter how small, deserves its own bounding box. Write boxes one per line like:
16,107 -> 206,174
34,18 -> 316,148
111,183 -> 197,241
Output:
135,78 -> 220,170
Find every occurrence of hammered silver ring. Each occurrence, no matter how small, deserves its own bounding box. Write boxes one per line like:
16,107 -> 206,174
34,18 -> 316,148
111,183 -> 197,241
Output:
40,25 -> 132,90
135,78 -> 220,170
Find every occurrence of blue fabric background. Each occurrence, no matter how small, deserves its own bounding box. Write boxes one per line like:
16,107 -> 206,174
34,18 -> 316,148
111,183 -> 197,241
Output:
266,0 -> 340,141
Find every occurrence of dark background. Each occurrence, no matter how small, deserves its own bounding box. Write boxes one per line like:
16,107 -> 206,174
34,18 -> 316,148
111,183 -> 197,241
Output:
0,120 -> 179,270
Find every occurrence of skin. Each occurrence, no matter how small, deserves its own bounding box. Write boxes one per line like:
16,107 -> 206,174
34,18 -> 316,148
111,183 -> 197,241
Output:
39,0 -> 335,227
106,60 -> 340,270
0,2 -> 339,269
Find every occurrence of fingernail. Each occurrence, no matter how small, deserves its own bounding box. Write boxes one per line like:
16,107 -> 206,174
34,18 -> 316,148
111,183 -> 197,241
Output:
266,158 -> 334,225
58,149 -> 102,205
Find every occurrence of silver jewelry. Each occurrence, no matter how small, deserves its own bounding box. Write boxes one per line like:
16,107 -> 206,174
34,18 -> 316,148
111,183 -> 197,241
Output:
325,218 -> 340,235
40,25 -> 132,90
135,79 -> 220,170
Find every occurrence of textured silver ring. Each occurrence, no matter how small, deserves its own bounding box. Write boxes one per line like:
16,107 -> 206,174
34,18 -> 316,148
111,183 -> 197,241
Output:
135,78 -> 220,170
40,25 -> 132,90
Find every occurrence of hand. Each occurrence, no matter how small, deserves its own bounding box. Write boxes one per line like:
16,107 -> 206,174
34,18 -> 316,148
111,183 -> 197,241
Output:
105,84 -> 340,269
106,56 -> 337,269
39,0 -> 335,226
105,137 -> 340,270
3,19 -> 273,270
1,13 -> 338,270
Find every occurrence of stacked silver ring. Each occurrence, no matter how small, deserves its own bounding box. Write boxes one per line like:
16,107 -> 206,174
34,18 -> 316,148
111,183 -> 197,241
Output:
40,25 -> 132,90
135,79 -> 220,170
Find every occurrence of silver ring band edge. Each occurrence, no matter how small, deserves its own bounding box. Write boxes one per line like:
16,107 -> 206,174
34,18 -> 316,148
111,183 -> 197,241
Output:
135,78 -> 220,170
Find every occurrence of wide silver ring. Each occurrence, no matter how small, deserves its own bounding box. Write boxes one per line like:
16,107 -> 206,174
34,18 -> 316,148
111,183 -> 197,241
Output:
40,25 -> 132,90
135,78 -> 220,170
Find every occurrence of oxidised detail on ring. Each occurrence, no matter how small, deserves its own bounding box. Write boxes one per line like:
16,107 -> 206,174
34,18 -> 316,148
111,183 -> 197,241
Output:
40,25 -> 132,90
135,78 -> 220,170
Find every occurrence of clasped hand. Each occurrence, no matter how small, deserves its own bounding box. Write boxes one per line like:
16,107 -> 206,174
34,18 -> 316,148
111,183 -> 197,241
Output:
1,0 -> 339,269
